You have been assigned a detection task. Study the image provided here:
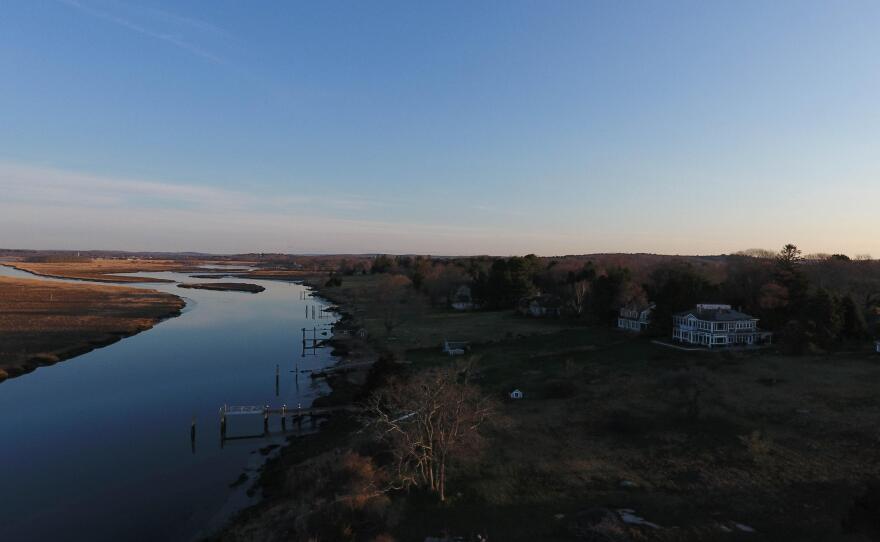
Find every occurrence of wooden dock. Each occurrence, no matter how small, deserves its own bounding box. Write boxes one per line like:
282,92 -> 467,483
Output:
217,403 -> 359,442
301,326 -> 332,356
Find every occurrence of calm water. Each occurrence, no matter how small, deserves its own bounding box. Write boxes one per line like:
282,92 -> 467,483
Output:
0,266 -> 339,541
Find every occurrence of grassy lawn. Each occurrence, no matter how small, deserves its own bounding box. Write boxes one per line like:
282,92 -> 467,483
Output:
403,335 -> 880,540
318,274 -> 575,352
316,274 -> 880,540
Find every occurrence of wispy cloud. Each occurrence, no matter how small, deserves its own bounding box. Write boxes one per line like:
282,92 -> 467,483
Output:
0,162 -> 391,213
58,0 -> 223,63
0,162 -> 578,255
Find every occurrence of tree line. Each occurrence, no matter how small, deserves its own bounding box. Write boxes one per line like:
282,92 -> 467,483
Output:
330,245 -> 880,353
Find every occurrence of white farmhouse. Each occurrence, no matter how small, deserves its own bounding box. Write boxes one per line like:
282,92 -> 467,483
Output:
618,303 -> 654,333
672,304 -> 771,348
509,389 -> 523,399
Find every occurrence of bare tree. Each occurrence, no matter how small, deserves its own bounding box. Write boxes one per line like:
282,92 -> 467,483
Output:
375,274 -> 412,336
364,366 -> 496,501
570,279 -> 590,316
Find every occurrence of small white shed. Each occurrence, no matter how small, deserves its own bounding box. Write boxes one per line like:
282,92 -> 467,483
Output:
875,341 -> 880,354
509,389 -> 524,400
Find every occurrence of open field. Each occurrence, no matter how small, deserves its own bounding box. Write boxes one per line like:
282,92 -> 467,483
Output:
398,329 -> 880,541
0,276 -> 185,381
321,274 -> 880,540
311,274 -> 573,353
3,258 -> 255,283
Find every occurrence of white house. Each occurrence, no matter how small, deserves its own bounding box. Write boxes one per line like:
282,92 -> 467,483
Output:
509,389 -> 523,399
618,303 -> 654,333
875,340 -> 880,354
451,285 -> 476,311
672,304 -> 771,348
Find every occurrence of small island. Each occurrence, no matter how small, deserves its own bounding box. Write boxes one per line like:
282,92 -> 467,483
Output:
177,282 -> 265,293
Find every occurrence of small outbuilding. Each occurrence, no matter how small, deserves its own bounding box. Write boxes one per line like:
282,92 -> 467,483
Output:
509,389 -> 524,400
443,339 -> 469,356
875,340 -> 880,354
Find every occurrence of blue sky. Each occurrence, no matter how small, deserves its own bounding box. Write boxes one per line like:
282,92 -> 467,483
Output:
1,1 -> 878,255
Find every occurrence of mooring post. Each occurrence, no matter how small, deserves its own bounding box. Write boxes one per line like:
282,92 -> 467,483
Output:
263,404 -> 269,434
191,415 -> 196,454
275,364 -> 280,396
219,407 -> 227,441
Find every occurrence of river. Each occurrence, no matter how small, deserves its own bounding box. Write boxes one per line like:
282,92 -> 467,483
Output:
0,265 -> 339,541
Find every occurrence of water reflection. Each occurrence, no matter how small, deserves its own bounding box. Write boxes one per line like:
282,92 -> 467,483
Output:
0,265 -> 339,542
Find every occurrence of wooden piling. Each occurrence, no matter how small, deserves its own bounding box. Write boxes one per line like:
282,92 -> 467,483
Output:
263,404 -> 269,434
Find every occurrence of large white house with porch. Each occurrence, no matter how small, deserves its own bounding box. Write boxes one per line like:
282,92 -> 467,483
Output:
672,304 -> 771,348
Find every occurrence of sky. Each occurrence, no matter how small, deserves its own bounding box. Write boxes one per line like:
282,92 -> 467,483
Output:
1,1 -> 879,256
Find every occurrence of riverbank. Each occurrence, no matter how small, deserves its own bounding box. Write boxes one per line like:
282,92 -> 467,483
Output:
211,277 -> 388,541
0,276 -> 185,381
215,273 -> 880,541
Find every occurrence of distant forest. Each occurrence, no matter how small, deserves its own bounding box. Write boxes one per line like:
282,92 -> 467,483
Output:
328,246 -> 880,355
5,245 -> 879,354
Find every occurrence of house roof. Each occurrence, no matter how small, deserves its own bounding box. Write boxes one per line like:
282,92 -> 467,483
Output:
674,306 -> 756,321
622,302 -> 655,313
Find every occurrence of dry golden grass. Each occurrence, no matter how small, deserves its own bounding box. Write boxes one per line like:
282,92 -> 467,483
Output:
4,258 -> 216,282
0,276 -> 184,380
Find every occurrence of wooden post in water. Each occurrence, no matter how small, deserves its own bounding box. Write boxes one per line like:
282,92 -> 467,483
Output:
275,364 -> 280,396
281,404 -> 287,430
263,404 -> 269,434
220,406 -> 227,447
191,415 -> 196,454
